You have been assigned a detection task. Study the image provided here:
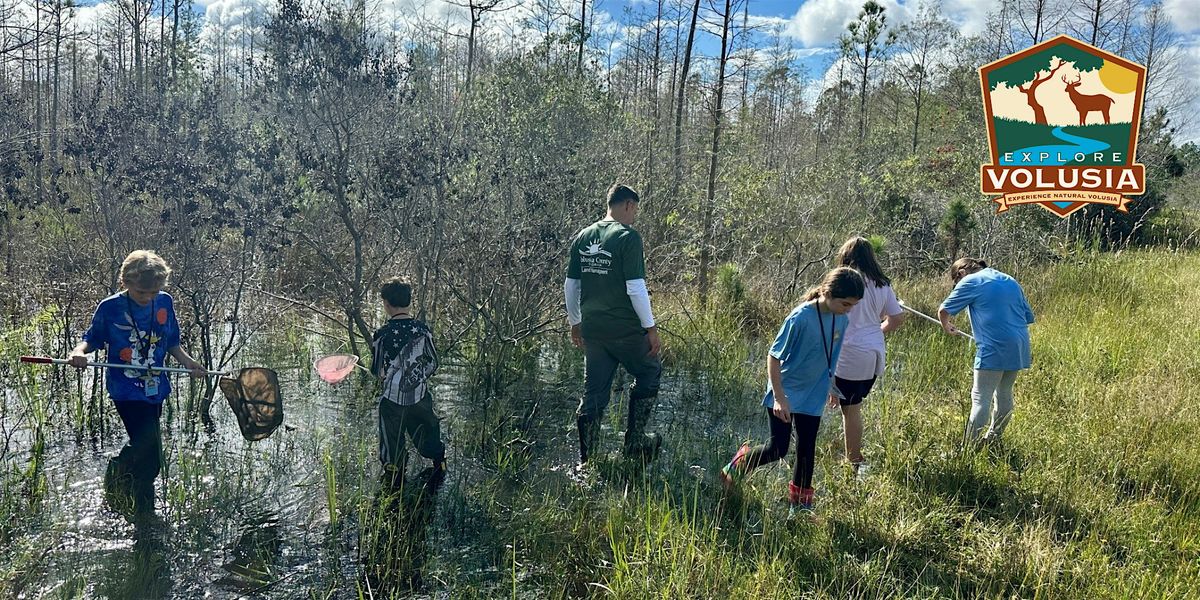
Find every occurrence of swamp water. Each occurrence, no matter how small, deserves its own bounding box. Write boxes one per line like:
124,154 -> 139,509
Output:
2,338 -> 789,599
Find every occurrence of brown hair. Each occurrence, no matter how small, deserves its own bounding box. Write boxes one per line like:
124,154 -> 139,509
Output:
949,257 -> 988,283
119,250 -> 171,290
835,236 -> 890,287
803,267 -> 865,302
606,183 -> 639,206
379,277 -> 413,308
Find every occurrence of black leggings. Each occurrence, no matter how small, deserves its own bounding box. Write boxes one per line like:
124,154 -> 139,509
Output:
743,409 -> 821,488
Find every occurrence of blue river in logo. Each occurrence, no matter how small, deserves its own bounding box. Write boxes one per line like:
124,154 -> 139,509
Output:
999,127 -> 1110,209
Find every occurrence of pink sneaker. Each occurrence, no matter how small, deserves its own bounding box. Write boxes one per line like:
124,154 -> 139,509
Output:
719,444 -> 752,489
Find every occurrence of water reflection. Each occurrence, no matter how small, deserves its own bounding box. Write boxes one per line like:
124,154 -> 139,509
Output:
216,509 -> 283,591
9,348 -> 702,597
92,517 -> 173,599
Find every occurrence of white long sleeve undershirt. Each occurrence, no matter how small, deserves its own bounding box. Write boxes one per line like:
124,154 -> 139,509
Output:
564,277 -> 656,329
564,277 -> 582,326
625,278 -> 656,328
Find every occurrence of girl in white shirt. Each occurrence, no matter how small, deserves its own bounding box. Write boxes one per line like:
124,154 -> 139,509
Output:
829,237 -> 906,476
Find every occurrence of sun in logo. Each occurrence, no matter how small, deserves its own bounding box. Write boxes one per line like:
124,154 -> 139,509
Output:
581,242 -> 612,257
1097,60 -> 1137,94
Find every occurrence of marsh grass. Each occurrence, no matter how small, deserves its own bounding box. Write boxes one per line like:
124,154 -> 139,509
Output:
2,251 -> 1199,598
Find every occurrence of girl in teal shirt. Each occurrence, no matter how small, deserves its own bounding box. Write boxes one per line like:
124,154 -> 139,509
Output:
720,268 -> 865,513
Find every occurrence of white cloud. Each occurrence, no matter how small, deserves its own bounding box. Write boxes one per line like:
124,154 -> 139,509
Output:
747,15 -> 789,30
1164,0 -> 1200,34
1174,38 -> 1200,142
73,1 -> 114,31
590,8 -> 621,37
942,0 -> 992,36
783,0 -> 910,48
203,0 -> 272,29
817,53 -> 852,90
786,0 -> 997,43
797,46 -> 836,59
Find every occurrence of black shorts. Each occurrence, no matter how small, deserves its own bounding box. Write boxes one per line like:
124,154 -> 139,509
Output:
834,376 -> 876,407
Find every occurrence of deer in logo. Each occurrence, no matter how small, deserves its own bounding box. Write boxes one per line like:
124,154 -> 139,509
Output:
1062,74 -> 1114,125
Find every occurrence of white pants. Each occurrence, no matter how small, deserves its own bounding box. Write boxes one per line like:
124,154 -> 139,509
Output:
968,369 -> 1019,441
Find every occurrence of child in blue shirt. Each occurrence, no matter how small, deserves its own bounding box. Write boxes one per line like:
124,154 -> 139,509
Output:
67,250 -> 207,516
720,267 -> 865,512
937,257 -> 1035,444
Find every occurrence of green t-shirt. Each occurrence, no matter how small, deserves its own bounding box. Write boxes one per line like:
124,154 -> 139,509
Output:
567,219 -> 647,340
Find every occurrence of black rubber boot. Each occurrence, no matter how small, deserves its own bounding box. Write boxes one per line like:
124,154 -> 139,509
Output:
426,458 -> 447,492
380,455 -> 408,491
623,392 -> 662,461
104,457 -> 137,519
577,415 -> 600,464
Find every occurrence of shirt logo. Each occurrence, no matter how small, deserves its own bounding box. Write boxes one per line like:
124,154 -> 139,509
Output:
579,242 -> 613,258
579,240 -> 615,276
979,35 -> 1146,217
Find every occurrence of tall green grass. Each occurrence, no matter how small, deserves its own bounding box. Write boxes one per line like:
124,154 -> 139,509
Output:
478,250 -> 1200,598
3,251 -> 1198,598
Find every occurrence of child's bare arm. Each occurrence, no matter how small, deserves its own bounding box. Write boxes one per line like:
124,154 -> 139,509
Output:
67,341 -> 95,368
768,356 -> 790,422
168,345 -> 208,378
881,312 -> 906,334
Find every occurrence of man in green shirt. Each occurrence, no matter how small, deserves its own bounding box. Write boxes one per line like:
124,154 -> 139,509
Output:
564,184 -> 663,466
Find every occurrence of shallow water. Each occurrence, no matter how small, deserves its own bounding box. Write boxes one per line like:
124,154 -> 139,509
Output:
2,339 -> 775,599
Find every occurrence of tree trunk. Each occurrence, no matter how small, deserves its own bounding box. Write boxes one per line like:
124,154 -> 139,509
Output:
857,44 -> 870,142
466,11 -> 478,94
698,0 -> 732,306
159,0 -> 165,82
51,1 -> 62,161
739,0 -> 748,111
911,77 -> 923,153
1023,88 -> 1048,124
577,0 -> 587,74
672,0 -> 700,193
645,0 -> 662,215
172,0 -> 179,80
34,0 -> 43,206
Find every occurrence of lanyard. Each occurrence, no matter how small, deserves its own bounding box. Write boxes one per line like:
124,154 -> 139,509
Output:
816,302 -> 835,378
124,293 -> 157,358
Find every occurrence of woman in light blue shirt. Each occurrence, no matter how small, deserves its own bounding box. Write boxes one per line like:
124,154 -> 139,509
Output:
938,257 -> 1035,444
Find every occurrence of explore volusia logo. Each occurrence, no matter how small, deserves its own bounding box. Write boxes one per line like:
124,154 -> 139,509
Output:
979,35 -> 1147,218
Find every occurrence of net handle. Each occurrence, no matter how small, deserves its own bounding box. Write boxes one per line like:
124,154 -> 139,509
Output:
897,302 -> 976,342
20,356 -> 231,376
